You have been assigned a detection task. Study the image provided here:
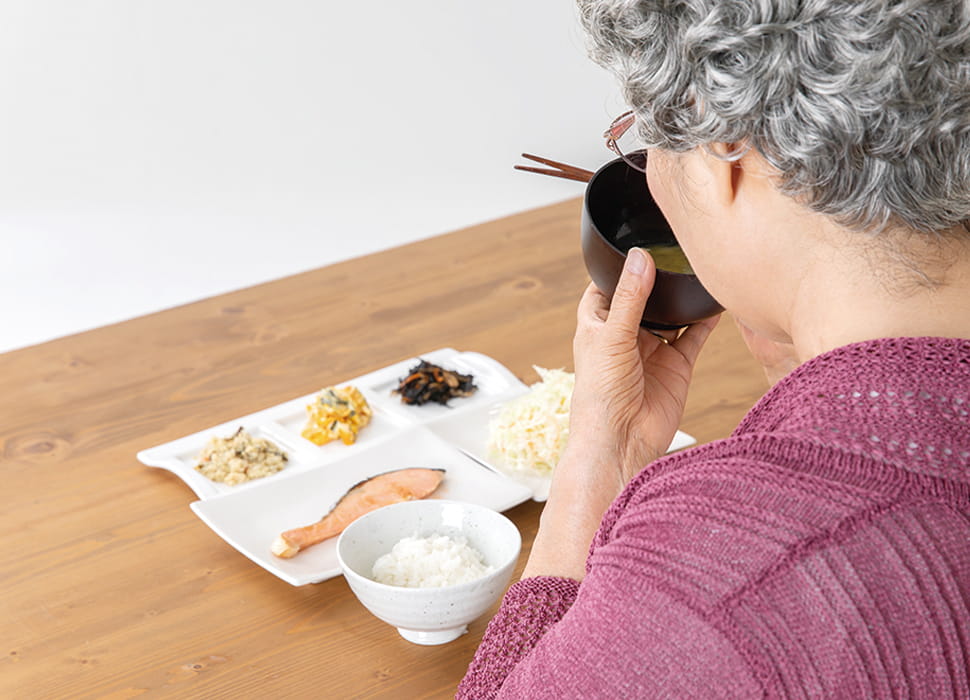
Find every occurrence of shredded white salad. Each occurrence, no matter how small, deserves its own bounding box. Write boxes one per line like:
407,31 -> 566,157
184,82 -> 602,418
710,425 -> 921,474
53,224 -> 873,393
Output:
487,366 -> 574,475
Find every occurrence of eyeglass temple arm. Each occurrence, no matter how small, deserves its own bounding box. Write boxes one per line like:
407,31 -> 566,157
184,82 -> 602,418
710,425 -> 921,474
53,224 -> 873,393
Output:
604,110 -> 636,143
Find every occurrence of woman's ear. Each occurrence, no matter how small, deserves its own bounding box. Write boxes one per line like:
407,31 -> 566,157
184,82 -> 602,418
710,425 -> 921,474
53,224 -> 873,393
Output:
701,142 -> 744,209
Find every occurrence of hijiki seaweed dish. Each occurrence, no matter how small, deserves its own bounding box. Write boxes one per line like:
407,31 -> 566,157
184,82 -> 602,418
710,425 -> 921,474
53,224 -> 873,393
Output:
394,360 -> 477,406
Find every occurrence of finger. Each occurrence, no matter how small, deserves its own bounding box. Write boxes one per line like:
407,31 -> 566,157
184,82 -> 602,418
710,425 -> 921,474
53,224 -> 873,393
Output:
671,312 -> 721,365
577,281 -> 610,324
605,248 -> 655,337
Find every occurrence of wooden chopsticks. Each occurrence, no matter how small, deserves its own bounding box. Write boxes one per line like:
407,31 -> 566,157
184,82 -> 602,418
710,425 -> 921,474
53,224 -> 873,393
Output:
514,153 -> 594,183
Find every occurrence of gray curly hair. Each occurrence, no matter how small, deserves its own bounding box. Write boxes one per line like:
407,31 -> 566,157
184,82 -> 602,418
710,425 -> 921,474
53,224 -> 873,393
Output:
578,0 -> 970,235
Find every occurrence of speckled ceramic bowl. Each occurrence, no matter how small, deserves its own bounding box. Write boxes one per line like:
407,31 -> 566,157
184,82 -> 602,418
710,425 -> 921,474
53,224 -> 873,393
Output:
336,500 -> 521,645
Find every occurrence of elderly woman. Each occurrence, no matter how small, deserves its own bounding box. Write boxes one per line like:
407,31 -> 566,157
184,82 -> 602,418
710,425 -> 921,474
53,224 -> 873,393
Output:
458,1 -> 970,698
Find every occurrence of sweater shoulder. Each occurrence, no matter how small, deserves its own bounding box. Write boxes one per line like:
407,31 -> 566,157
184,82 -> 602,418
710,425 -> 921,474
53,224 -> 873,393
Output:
591,436 -> 970,611
588,449 -> 970,698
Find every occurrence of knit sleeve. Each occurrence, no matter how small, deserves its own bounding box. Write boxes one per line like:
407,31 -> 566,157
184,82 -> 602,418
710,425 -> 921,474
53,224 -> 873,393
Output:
455,576 -> 580,699
484,566 -> 763,699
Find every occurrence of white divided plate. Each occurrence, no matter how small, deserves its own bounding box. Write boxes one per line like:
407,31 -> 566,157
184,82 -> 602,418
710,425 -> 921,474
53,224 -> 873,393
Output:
138,348 -> 697,584
137,348 -> 527,500
191,427 -> 532,585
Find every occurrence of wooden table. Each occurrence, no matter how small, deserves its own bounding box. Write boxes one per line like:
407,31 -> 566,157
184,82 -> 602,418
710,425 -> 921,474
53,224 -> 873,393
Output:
1,199 -> 767,699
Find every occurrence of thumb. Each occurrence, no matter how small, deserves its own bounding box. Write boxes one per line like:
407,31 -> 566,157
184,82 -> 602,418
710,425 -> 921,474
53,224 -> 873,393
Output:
606,248 -> 655,335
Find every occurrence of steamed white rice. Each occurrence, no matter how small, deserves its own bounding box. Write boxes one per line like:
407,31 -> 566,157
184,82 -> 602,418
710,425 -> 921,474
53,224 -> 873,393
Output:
372,533 -> 493,588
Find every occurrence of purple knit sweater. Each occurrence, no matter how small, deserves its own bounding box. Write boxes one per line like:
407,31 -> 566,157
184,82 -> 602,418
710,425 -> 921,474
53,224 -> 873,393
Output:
458,337 -> 970,699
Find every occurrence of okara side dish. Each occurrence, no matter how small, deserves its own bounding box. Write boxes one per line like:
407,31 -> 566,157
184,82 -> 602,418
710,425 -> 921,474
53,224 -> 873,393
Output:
195,427 -> 288,485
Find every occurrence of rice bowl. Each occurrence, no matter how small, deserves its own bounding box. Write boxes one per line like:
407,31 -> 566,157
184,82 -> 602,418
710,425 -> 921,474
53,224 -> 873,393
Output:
337,500 -> 521,645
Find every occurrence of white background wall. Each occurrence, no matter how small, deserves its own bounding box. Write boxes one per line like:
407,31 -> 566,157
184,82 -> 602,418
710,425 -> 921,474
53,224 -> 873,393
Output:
0,1 -> 623,353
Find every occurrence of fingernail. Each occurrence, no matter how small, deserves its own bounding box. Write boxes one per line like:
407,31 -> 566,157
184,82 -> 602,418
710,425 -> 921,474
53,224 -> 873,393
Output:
626,248 -> 646,275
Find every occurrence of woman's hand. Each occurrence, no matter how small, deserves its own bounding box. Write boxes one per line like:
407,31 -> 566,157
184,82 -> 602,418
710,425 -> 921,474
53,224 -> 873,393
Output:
522,248 -> 719,580
569,249 -> 720,490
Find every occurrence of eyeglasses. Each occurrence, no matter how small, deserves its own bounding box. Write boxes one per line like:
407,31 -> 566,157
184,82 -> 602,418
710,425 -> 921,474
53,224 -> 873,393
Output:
604,110 -> 647,173
512,111 -> 647,184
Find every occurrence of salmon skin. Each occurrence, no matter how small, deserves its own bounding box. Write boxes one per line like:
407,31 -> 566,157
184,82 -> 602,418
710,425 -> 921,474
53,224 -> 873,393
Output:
271,467 -> 445,558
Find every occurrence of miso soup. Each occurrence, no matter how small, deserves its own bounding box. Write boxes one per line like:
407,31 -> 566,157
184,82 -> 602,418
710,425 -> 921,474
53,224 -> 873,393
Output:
646,243 -> 693,275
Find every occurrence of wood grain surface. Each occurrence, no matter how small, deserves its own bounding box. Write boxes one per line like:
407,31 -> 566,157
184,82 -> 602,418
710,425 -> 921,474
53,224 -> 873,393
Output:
0,198 -> 766,699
